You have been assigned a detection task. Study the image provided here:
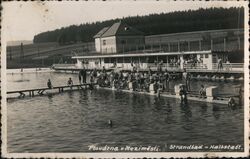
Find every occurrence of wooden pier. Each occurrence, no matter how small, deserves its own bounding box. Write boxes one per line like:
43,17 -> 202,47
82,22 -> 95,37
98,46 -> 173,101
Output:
7,83 -> 96,98
7,83 -> 241,106
97,86 -> 240,105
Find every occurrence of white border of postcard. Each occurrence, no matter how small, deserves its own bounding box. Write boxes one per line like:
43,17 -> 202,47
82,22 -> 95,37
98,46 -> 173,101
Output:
1,0 -> 249,158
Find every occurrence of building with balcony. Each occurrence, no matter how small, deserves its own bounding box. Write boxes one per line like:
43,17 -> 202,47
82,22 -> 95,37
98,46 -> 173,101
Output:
69,24 -> 244,74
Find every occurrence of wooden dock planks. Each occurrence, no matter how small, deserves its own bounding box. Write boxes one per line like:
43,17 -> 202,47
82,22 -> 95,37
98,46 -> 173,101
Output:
7,83 -> 96,98
7,83 -> 239,105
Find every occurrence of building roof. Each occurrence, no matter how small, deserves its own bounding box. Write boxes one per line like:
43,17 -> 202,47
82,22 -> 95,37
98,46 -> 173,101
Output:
93,27 -> 110,38
97,21 -> 144,38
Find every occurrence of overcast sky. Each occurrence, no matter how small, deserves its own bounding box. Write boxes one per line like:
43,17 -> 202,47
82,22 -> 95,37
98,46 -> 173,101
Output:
2,0 -> 245,42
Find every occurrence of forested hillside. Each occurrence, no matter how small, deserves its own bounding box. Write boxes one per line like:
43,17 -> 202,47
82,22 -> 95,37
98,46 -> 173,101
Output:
33,7 -> 244,44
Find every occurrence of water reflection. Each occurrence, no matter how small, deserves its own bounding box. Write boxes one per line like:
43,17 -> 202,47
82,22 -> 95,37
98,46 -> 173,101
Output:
212,105 -> 221,120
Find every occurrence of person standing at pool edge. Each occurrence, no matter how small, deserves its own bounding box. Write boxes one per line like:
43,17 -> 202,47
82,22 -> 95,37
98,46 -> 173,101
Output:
82,68 -> 87,83
179,85 -> 187,104
199,85 -> 206,98
79,67 -> 87,84
67,78 -> 73,89
163,69 -> 170,91
217,57 -> 223,71
183,69 -> 191,91
78,70 -> 82,84
47,79 -> 52,89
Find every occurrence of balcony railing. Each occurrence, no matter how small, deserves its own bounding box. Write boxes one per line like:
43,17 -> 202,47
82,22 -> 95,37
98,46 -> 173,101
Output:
53,62 -> 243,73
212,63 -> 244,71
52,64 -> 76,68
183,63 -> 208,70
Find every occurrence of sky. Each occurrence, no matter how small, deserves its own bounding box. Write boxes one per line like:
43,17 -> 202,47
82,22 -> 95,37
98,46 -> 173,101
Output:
2,0 -> 246,42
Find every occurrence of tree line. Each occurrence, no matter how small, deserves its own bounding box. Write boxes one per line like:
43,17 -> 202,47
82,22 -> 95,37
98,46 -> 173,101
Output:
33,7 -> 244,45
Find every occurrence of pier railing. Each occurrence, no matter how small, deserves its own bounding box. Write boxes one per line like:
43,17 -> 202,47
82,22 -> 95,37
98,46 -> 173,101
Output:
52,64 -> 76,68
7,83 -> 96,98
52,62 -> 243,73
212,63 -> 244,71
183,63 -> 207,70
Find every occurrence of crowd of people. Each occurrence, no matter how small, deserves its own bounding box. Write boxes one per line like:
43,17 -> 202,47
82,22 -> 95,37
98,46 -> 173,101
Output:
46,66 -> 195,96
88,67 -> 171,93
183,55 -> 204,69
44,64 -> 244,108
46,66 -> 210,103
47,67 -> 248,109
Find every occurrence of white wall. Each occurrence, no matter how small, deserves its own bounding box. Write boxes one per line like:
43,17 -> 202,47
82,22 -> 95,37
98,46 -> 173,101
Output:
76,59 -> 83,68
101,36 -> 117,53
197,54 -> 213,69
206,54 -> 213,70
95,38 -> 101,52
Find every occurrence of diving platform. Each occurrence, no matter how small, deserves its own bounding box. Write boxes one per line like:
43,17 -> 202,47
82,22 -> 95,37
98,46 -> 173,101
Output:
7,83 -> 97,98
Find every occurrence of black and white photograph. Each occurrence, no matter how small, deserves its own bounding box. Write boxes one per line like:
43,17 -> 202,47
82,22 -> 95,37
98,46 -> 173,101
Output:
1,1 -> 249,158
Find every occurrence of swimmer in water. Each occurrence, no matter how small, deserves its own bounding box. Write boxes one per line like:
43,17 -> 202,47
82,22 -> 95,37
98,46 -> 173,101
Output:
228,97 -> 236,108
108,120 -> 113,127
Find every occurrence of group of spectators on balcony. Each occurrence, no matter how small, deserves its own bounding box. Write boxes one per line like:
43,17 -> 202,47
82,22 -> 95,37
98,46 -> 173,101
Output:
183,55 -> 203,69
169,58 -> 181,67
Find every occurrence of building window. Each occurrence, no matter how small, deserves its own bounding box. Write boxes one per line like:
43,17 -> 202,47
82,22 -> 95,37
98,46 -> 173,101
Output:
121,40 -> 126,44
103,40 -> 106,45
104,58 -> 110,63
124,27 -> 129,31
200,54 -> 203,58
205,54 -> 209,58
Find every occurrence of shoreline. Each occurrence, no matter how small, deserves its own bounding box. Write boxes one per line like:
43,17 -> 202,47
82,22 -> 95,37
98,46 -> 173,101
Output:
7,67 -> 55,74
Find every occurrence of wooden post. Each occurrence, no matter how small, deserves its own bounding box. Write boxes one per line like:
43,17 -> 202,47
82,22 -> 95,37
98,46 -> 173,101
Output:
178,41 -> 180,52
166,56 -> 168,67
123,56 -> 125,68
199,40 -> 201,51
139,57 -> 141,69
188,41 -> 190,51
211,39 -> 213,50
223,38 -> 226,51
238,36 -> 240,50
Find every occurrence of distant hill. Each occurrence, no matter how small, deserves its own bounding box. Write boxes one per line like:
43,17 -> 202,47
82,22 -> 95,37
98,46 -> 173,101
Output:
33,7 -> 244,44
7,40 -> 33,46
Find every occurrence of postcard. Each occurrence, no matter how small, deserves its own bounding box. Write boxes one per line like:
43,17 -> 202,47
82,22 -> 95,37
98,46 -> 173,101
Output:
1,0 -> 249,158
